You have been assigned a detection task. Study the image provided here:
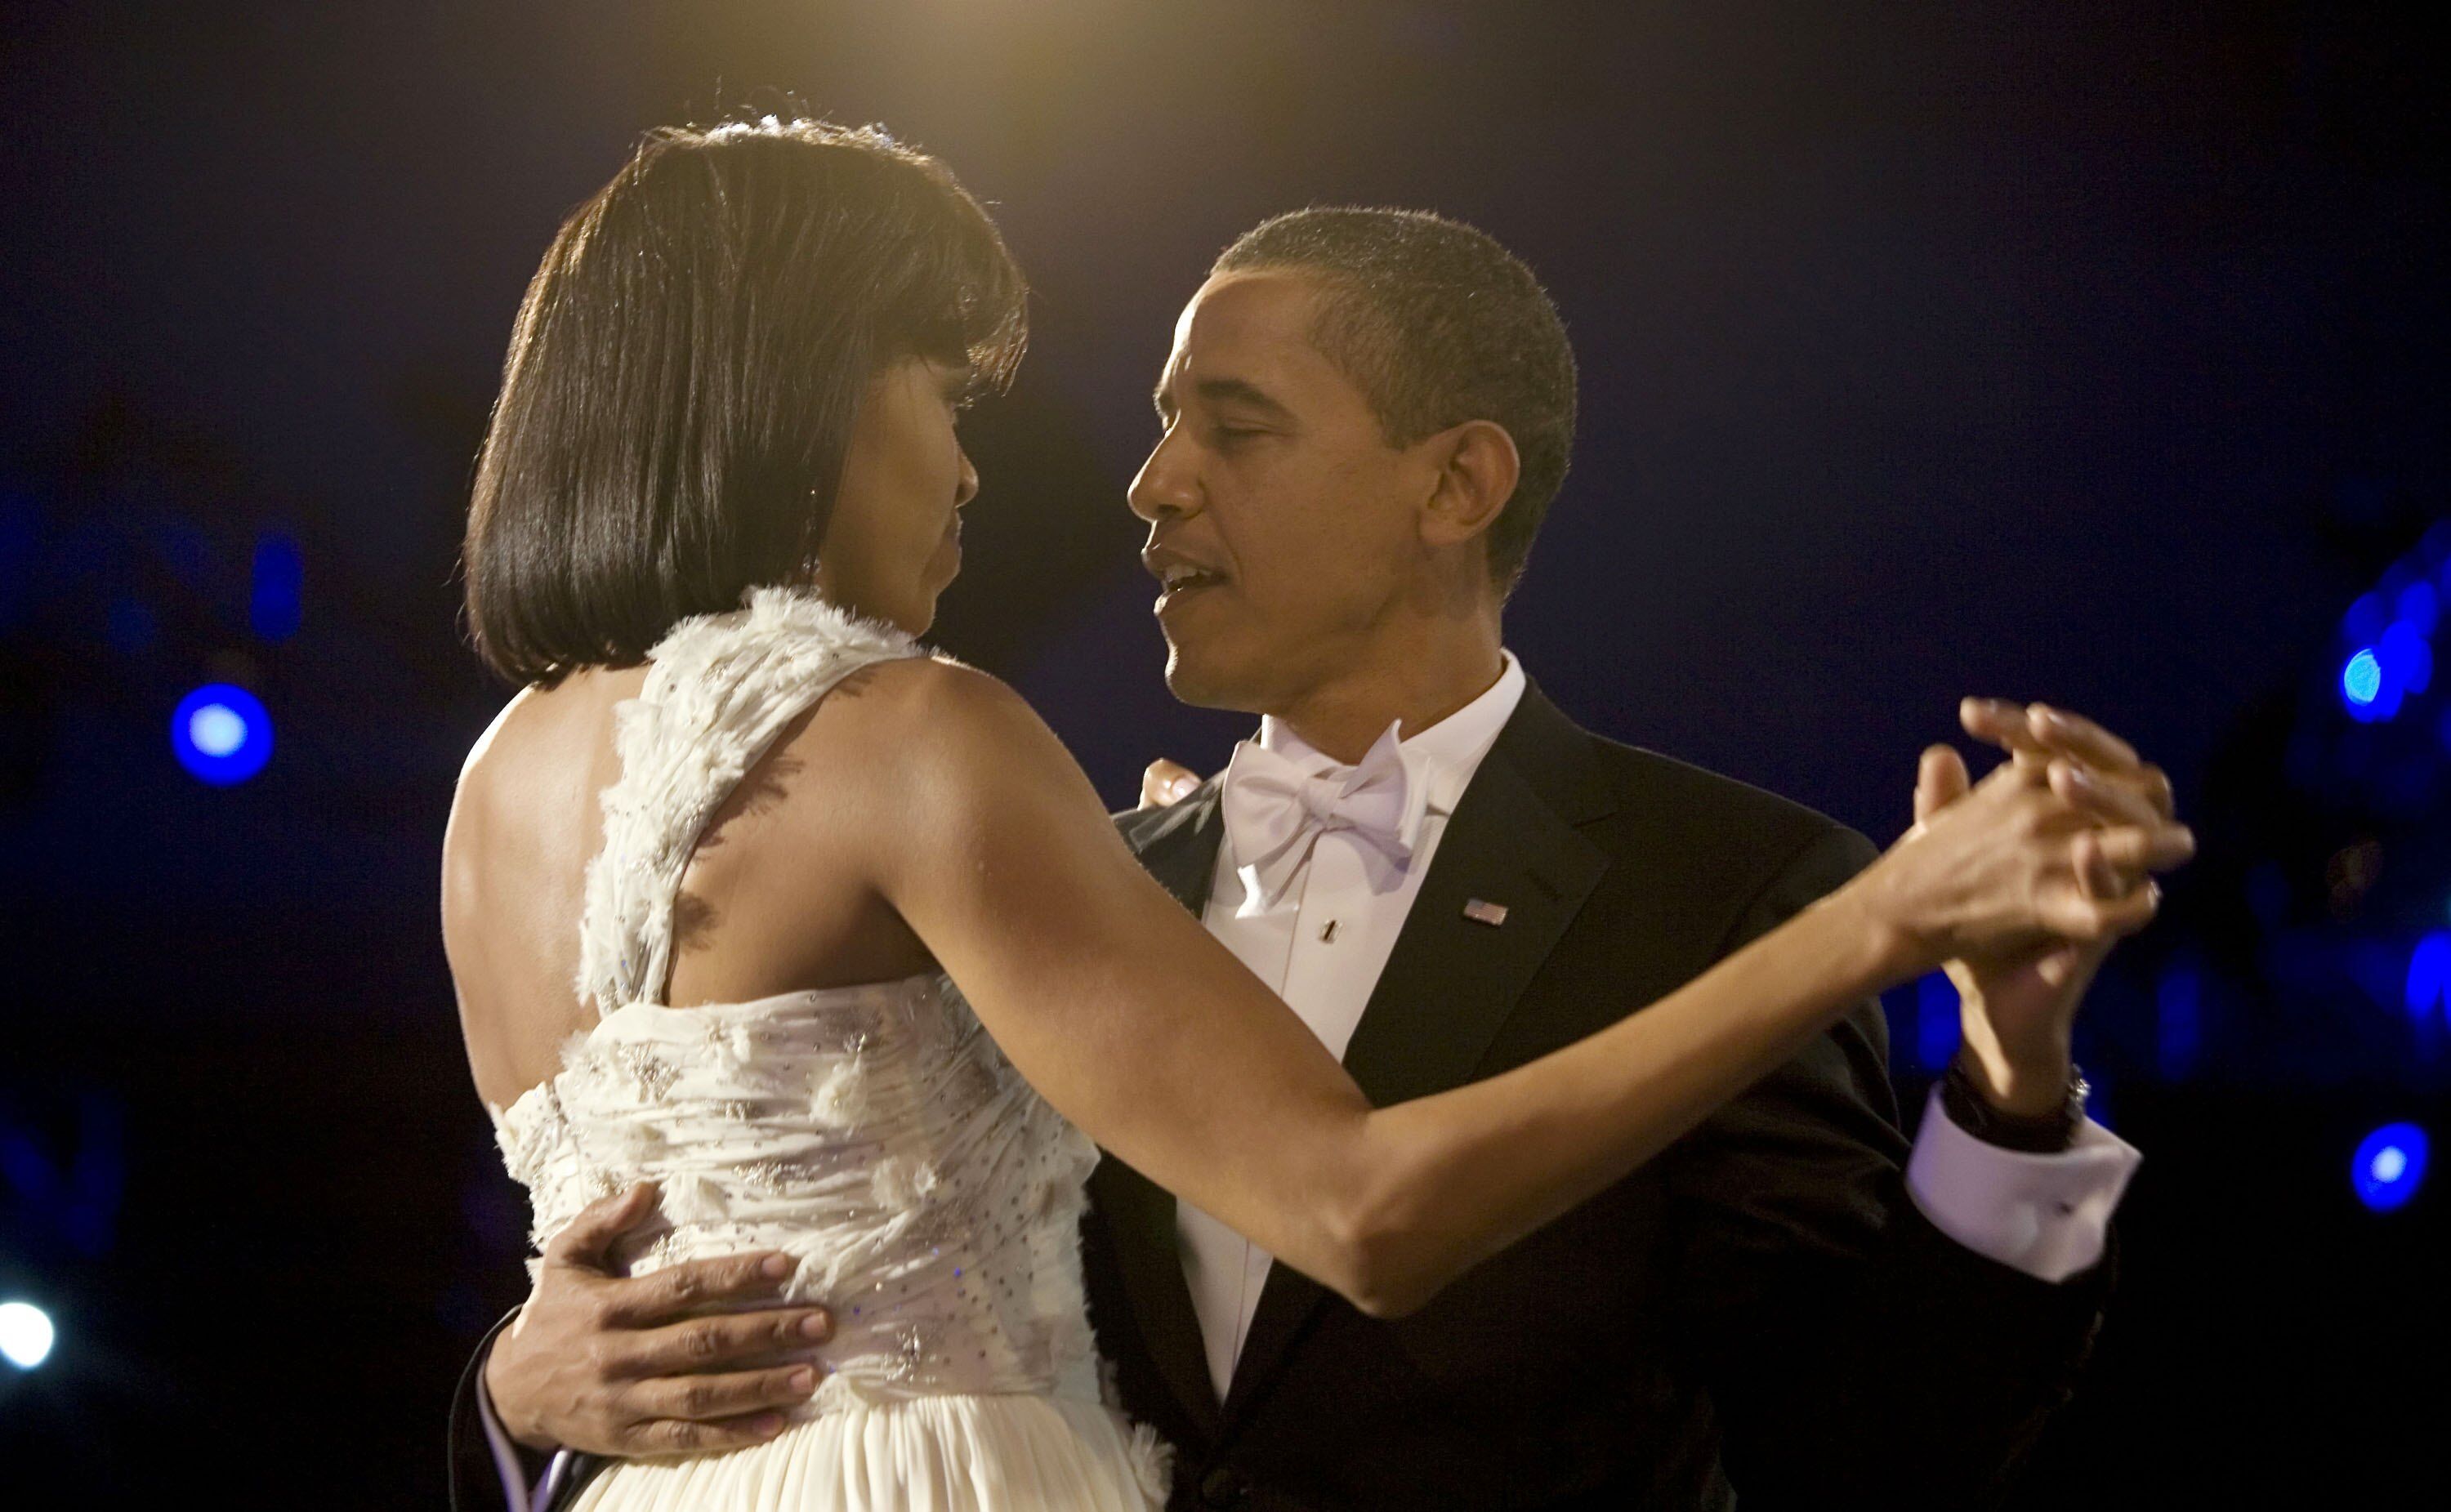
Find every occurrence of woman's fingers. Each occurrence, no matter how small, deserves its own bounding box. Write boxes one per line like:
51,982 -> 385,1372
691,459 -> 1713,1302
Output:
1914,744 -> 1971,827
2136,762 -> 2176,820
2071,831 -> 2123,900
1960,698 -> 2053,769
2087,822 -> 2198,876
1962,701 -> 2173,823
2048,760 -> 2165,829
2027,703 -> 2142,772
2042,878 -> 2163,941
2018,824 -> 2191,948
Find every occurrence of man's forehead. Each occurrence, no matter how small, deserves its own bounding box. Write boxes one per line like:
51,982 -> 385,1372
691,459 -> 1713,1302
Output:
1163,269 -> 1324,379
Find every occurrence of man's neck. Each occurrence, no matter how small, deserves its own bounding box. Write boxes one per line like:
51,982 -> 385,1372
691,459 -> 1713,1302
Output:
1270,636 -> 1507,765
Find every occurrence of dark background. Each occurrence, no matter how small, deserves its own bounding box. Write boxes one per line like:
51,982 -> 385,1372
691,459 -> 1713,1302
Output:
3,1 -> 2446,1504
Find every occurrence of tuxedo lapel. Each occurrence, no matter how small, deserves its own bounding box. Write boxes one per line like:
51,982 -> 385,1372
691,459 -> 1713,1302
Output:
1089,782 -> 1228,1437
1222,686 -> 1615,1424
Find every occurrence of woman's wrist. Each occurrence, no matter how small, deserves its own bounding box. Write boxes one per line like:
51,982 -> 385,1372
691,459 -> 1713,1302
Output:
1808,871 -> 1935,1002
1822,863 -> 1939,992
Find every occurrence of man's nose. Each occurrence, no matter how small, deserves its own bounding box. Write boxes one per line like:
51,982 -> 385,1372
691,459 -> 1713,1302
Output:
1127,431 -> 1196,524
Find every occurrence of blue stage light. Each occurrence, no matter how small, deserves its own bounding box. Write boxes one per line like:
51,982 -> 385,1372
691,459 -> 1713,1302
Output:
2409,933 -> 2451,1020
2342,649 -> 2383,710
2398,581 -> 2439,637
2345,591 -> 2387,645
171,683 -> 273,785
0,1300 -> 53,1370
2380,619 -> 2431,696
2352,1123 -> 2429,1212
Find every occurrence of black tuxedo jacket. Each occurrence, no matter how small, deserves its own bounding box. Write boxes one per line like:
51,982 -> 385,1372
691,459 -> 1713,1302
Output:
1080,685 -> 2113,1511
453,682 -> 2113,1512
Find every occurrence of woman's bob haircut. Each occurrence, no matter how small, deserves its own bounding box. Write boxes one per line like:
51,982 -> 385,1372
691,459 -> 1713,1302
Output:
462,118 -> 1027,686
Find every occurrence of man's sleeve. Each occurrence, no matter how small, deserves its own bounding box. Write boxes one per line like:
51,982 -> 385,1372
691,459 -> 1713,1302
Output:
1906,1086 -> 2140,1282
449,1309 -> 542,1512
1662,826 -> 2118,1510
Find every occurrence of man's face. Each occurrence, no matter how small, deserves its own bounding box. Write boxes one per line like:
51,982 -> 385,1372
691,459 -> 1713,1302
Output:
1129,270 -> 1435,714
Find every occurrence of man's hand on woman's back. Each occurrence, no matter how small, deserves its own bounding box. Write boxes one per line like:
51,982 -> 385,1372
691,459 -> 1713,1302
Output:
484,1182 -> 833,1457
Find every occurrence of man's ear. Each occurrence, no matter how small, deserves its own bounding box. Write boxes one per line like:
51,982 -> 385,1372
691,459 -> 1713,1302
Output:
1417,419 -> 1521,555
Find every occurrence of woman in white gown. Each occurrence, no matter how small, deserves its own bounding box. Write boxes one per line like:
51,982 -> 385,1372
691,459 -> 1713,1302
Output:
442,120 -> 2191,1512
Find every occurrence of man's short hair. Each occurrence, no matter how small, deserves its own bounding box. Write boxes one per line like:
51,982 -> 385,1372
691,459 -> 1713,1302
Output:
1212,207 -> 1577,589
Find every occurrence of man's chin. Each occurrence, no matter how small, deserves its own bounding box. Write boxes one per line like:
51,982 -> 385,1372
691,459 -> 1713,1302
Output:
1161,643 -> 1262,714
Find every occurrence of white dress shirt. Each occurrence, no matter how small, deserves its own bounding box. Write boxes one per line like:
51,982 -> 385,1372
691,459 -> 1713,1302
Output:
1174,652 -> 2143,1403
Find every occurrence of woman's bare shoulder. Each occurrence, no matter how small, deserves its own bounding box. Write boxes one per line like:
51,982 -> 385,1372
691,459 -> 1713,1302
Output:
781,653 -> 1062,787
443,683 -> 591,869
755,652 -> 1102,885
458,684 -> 542,785
442,687 -> 536,890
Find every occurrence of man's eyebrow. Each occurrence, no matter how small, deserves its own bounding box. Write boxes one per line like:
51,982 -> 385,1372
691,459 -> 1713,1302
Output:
1194,377 -> 1296,421
1152,374 -> 1297,426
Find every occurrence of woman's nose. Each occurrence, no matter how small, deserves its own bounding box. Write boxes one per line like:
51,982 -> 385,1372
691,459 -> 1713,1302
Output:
953,445 -> 980,511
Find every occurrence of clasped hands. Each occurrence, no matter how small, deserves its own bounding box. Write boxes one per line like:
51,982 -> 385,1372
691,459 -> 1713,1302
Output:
1911,698 -> 2189,1117
484,698 -> 2188,1456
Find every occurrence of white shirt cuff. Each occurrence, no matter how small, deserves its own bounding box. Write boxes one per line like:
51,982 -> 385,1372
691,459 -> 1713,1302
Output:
1904,1082 -> 2142,1283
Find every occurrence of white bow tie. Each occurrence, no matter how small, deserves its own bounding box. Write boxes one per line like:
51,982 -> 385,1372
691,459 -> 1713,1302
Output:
1218,724 -> 1431,917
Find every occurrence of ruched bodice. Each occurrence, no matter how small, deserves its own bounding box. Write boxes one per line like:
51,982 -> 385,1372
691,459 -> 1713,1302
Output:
488,587 -> 1165,1510
494,980 -> 1108,1410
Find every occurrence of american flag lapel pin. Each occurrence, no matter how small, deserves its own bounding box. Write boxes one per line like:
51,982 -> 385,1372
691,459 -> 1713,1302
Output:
1462,898 -> 1510,927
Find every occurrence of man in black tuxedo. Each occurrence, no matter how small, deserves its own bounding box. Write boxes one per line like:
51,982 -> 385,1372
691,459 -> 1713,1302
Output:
456,207 -> 2162,1510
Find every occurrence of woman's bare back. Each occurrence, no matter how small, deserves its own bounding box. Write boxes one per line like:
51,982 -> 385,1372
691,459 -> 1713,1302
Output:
442,660 -> 934,1113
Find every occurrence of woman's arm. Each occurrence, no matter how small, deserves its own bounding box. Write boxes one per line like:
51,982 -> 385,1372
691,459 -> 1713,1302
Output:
816,658 -> 2186,1318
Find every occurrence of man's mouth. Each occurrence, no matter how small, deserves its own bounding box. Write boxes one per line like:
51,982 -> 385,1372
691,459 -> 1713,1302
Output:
1144,545 -> 1231,613
1153,561 -> 1228,610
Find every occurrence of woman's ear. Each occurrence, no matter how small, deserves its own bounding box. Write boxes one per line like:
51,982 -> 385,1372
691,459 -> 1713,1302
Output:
1418,419 -> 1521,554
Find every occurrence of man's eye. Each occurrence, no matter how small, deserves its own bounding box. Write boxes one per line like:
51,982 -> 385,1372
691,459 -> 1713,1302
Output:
1212,426 -> 1262,444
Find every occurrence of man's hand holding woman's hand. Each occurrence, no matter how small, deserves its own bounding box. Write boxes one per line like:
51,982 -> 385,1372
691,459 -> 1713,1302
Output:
484,1181 -> 833,1457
